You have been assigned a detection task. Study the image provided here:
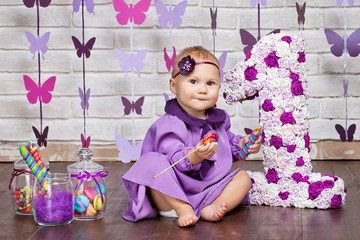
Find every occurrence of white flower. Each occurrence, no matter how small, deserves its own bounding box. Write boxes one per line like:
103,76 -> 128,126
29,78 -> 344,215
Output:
276,41 -> 291,57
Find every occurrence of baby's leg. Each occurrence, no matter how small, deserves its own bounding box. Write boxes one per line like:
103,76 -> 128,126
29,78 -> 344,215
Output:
201,170 -> 251,221
149,188 -> 198,227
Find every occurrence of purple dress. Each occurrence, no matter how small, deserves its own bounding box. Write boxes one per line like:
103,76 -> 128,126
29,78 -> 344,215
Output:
122,99 -> 249,221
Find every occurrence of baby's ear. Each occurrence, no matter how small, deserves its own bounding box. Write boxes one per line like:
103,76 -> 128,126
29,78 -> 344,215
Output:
169,78 -> 177,94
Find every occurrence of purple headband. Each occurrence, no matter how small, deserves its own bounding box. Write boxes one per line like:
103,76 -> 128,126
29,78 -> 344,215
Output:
173,55 -> 220,78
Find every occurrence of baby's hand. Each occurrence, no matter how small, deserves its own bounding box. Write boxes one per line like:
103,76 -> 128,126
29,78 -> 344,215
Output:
188,140 -> 218,165
240,134 -> 262,154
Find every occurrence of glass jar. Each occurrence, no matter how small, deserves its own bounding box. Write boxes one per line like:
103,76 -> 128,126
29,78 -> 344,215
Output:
67,148 -> 108,221
33,173 -> 74,226
9,159 -> 49,215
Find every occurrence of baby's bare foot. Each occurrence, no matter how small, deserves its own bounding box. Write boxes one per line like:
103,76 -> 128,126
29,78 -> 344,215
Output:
176,205 -> 198,227
200,202 -> 228,221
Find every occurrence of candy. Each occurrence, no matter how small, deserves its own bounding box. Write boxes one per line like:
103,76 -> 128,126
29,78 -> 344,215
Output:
93,195 -> 105,211
26,142 -> 46,173
83,185 -> 97,202
239,127 -> 261,161
86,203 -> 97,216
93,183 -> 106,196
12,186 -> 33,214
202,130 -> 219,145
74,195 -> 89,213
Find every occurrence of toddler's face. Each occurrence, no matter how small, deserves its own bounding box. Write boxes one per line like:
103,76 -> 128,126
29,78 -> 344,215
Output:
170,57 -> 221,119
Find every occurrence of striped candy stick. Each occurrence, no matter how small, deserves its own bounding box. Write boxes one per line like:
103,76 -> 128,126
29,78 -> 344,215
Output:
238,127 -> 261,161
26,142 -> 47,177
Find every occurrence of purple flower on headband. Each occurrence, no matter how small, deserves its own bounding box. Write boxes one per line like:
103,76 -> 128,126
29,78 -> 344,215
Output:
291,80 -> 304,96
282,36 -> 292,43
262,99 -> 275,112
264,52 -> 279,68
178,55 -> 195,76
298,52 -> 306,62
244,66 -> 258,81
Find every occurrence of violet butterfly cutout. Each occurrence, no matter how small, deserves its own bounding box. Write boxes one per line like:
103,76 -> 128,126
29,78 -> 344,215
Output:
81,133 -> 91,148
336,0 -> 355,6
343,79 -> 348,97
78,87 -> 90,111
218,51 -> 227,83
244,128 -> 253,135
113,0 -> 151,25
23,0 -> 51,8
73,0 -> 95,14
210,7 -> 217,33
25,31 -> 50,60
324,28 -> 360,57
72,36 -> 96,58
32,126 -> 49,147
163,92 -> 175,102
164,46 -> 176,72
121,96 -> 145,116
116,49 -> 147,77
250,0 -> 267,7
23,75 -> 56,104
239,29 -> 280,55
296,2 -> 306,30
115,134 -> 143,163
155,0 -> 187,28
335,124 -> 356,142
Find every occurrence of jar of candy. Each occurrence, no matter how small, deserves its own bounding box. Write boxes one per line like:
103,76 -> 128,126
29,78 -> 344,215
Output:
9,158 -> 49,215
33,173 -> 74,226
67,148 -> 108,221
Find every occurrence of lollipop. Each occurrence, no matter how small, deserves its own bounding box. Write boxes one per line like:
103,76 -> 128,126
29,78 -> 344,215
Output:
154,131 -> 219,179
239,127 -> 261,161
26,142 -> 47,178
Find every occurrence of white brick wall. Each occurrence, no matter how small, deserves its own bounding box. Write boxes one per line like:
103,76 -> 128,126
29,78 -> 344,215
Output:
1,0 -> 359,161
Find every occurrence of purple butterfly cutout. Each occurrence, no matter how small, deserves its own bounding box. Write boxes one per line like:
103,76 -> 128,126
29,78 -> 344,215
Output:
210,7 -> 217,36
336,0 -> 354,6
244,128 -> 253,135
72,36 -> 96,58
296,2 -> 306,30
121,96 -> 145,116
324,29 -> 360,57
78,87 -> 90,112
155,0 -> 187,28
73,0 -> 95,14
164,46 -> 176,72
116,49 -> 147,77
32,126 -> 49,147
163,92 -> 175,102
239,29 -> 280,55
25,31 -> 50,60
115,134 -> 143,163
218,51 -> 227,83
81,133 -> 91,148
335,124 -> 356,142
23,0 -> 51,8
250,0 -> 267,7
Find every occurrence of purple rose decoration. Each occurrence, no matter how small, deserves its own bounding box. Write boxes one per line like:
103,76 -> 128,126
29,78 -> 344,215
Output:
244,66 -> 258,81
245,50 -> 252,61
292,173 -> 303,183
266,169 -> 279,184
178,55 -> 195,76
261,129 -> 265,144
291,80 -> 304,96
262,99 -> 275,112
264,52 -> 279,68
304,134 -> 310,147
330,194 -> 342,208
323,180 -> 335,189
289,73 -> 299,81
298,52 -> 306,62
308,181 -> 325,200
270,136 -> 283,150
280,112 -> 295,125
296,157 -> 304,166
287,145 -> 296,153
279,191 -> 289,200
281,36 -> 292,43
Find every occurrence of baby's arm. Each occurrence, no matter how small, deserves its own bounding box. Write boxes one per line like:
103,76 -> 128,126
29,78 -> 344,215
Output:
188,141 -> 218,165
239,134 -> 262,154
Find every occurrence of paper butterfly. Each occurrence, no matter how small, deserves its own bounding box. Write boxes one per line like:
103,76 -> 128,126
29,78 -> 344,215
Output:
81,133 -> 91,148
113,0 -> 151,25
296,2 -> 306,30
78,87 -> 90,111
239,29 -> 280,55
163,92 -> 175,102
72,36 -> 96,58
324,29 -> 360,57
218,51 -> 227,83
115,134 -> 143,163
164,46 -> 176,72
155,0 -> 187,28
244,128 -> 253,135
24,75 -> 56,104
73,0 -> 94,14
116,49 -> 147,77
210,7 -> 217,36
25,31 -> 50,60
32,126 -> 49,147
250,0 -> 267,7
23,0 -> 51,8
121,96 -> 145,115
335,124 -> 356,142
336,0 -> 354,6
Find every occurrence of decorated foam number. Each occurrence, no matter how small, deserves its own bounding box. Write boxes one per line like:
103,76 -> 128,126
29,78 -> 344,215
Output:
223,33 -> 347,209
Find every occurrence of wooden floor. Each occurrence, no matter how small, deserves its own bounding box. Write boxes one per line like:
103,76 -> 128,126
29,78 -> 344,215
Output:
0,160 -> 359,240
